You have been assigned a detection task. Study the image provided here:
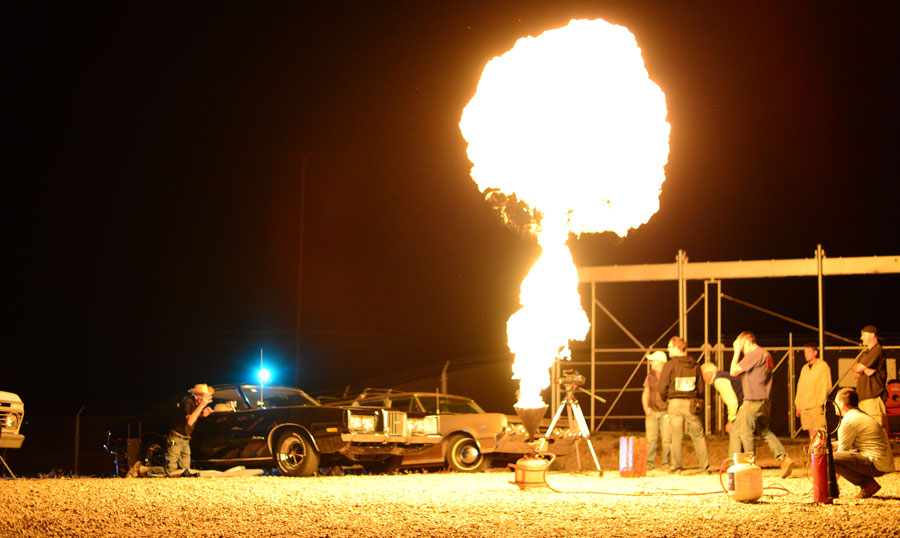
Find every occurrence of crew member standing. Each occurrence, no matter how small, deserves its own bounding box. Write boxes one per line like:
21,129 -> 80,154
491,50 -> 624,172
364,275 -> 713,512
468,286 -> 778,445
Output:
659,336 -> 709,474
730,331 -> 794,477
795,342 -> 832,439
642,351 -> 671,471
853,325 -> 887,426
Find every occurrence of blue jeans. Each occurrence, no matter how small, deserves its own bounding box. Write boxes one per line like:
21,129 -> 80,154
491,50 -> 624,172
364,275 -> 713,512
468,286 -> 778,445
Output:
645,410 -> 670,468
166,433 -> 191,473
667,398 -> 709,471
736,399 -> 786,461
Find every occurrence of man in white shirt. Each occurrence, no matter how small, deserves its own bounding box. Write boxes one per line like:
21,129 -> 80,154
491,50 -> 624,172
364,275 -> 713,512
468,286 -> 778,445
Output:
795,342 -> 832,439
832,388 -> 895,499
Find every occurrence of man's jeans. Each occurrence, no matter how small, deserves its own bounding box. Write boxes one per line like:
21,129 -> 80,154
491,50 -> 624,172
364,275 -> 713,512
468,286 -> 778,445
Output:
667,398 -> 709,472
645,410 -> 670,469
737,399 -> 786,461
833,451 -> 885,487
166,433 -> 191,474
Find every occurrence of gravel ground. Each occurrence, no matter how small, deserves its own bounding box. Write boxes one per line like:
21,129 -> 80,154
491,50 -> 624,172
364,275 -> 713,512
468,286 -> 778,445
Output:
2,464 -> 900,537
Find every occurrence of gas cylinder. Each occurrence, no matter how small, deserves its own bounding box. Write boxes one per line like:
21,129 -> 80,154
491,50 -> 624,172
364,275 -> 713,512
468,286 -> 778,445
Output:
810,430 -> 832,504
508,454 -> 554,489
726,452 -> 763,502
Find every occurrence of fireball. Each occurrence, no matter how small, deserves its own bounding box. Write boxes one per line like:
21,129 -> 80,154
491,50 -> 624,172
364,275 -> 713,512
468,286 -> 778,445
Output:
460,18 -> 670,408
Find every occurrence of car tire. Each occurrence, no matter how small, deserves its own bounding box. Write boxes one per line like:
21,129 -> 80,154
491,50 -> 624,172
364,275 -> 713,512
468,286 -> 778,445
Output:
143,439 -> 166,467
446,433 -> 489,472
274,430 -> 320,477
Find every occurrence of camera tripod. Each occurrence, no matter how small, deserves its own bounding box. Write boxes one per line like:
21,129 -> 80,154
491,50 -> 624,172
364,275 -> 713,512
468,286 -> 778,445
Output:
540,383 -> 606,473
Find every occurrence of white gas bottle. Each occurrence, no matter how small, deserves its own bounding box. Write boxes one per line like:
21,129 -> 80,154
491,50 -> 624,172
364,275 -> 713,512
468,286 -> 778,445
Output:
726,452 -> 763,502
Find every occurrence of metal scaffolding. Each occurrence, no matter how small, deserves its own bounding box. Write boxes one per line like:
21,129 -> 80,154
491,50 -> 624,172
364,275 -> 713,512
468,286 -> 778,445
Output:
550,246 -> 900,432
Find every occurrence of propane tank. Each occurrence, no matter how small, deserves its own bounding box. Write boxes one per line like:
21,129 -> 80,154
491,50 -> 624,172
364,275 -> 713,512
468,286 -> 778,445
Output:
810,430 -> 833,504
726,452 -> 763,502
509,453 -> 554,489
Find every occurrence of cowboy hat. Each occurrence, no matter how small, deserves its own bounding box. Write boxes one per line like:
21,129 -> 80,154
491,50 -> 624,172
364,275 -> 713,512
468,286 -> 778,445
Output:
189,383 -> 215,396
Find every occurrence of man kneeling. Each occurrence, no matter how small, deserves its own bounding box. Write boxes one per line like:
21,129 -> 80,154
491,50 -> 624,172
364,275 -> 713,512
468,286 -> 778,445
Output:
832,388 -> 894,498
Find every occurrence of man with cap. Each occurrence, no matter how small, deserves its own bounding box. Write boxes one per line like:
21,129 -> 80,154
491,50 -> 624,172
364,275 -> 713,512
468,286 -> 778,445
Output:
730,331 -> 794,477
642,351 -> 671,470
700,363 -> 743,463
659,336 -> 709,474
853,325 -> 887,426
166,383 -> 215,476
795,342 -> 832,439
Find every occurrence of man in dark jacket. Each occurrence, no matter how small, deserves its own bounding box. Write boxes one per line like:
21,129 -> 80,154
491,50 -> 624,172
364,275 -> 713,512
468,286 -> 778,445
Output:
659,336 -> 709,474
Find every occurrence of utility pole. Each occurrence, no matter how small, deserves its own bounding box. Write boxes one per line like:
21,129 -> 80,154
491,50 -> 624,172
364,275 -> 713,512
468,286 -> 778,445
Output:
295,156 -> 307,388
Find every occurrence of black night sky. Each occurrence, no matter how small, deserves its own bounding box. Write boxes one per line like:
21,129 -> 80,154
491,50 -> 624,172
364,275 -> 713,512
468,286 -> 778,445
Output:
7,1 -> 899,423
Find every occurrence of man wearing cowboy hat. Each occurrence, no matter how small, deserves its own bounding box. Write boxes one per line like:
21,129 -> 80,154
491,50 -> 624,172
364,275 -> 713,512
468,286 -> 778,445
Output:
166,383 -> 215,476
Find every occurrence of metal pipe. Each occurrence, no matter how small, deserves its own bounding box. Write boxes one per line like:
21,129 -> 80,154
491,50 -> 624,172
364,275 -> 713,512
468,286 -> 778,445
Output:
721,294 -> 857,345
788,333 -> 796,437
817,244 -> 826,370
75,404 -> 86,475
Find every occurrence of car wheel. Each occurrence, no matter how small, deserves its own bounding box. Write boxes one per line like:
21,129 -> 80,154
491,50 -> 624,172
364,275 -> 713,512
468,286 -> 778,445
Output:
446,434 -> 489,472
275,430 -> 320,477
143,439 -> 166,467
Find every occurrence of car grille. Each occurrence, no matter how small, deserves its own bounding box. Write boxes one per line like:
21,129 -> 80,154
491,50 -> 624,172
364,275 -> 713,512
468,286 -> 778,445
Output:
384,410 -> 406,436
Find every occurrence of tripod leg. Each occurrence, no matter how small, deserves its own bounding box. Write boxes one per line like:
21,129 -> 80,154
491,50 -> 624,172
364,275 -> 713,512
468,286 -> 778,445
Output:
565,399 -> 582,471
570,400 -> 602,473
537,400 -> 568,452
0,453 -> 16,480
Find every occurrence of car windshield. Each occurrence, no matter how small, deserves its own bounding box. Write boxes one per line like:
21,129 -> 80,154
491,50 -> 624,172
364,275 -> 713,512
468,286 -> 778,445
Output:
210,387 -> 250,411
241,386 -> 319,409
417,395 -> 484,414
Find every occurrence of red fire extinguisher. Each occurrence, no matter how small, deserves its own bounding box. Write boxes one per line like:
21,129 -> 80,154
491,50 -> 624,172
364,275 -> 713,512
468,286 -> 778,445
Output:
810,431 -> 831,503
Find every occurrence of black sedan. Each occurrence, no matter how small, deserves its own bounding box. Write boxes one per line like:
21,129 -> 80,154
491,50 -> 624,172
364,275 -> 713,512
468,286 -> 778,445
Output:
105,384 -> 441,476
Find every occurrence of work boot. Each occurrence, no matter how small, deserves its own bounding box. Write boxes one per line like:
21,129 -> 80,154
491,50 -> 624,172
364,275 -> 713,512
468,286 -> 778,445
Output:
779,456 -> 794,478
855,481 -> 881,499
125,462 -> 142,478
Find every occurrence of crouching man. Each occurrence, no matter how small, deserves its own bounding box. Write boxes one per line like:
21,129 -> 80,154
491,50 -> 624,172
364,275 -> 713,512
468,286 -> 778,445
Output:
832,388 -> 895,498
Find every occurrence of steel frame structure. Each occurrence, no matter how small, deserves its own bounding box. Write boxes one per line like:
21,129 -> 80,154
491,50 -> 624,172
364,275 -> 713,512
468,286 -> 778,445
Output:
549,246 -> 900,432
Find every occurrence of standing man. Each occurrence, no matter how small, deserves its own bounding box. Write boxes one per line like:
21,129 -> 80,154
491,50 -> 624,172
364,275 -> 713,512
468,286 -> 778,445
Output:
853,325 -> 887,426
700,363 -> 742,463
795,342 -> 833,439
166,383 -> 215,477
832,388 -> 894,498
659,336 -> 709,474
730,331 -> 794,477
642,351 -> 671,471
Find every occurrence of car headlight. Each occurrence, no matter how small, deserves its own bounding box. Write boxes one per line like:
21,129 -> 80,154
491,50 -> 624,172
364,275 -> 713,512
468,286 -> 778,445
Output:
407,418 -> 425,435
423,415 -> 438,435
348,413 -> 377,433
3,413 -> 19,430
407,416 -> 439,436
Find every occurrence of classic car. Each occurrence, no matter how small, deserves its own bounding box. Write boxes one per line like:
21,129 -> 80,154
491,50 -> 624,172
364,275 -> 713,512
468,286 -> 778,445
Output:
104,384 -> 440,477
331,390 -> 575,472
0,390 -> 25,449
